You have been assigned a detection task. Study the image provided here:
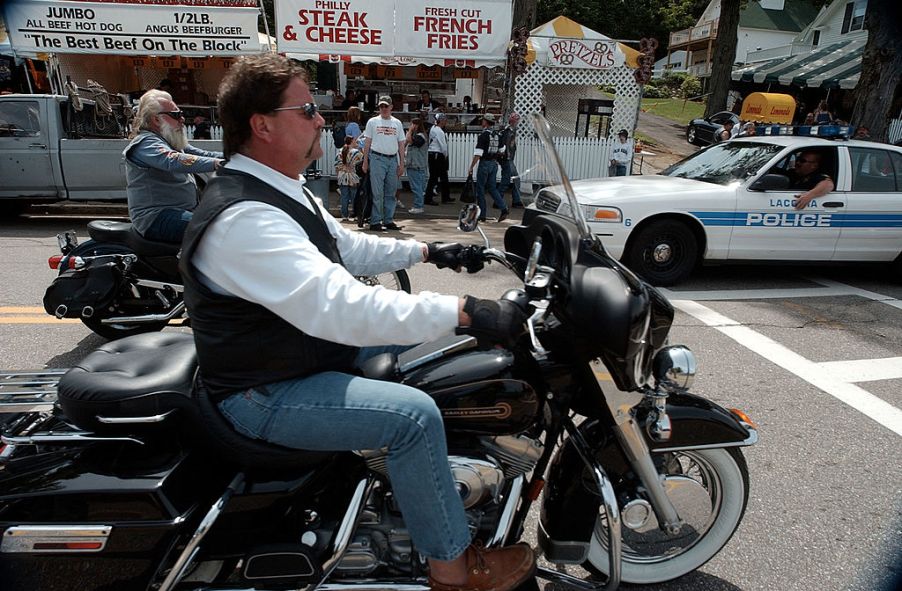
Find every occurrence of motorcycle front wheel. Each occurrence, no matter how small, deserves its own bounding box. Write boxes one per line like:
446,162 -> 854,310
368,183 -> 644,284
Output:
355,269 -> 411,293
585,447 -> 749,584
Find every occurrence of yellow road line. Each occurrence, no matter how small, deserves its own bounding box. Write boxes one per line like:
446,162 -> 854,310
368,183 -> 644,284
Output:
1,317 -> 81,324
0,307 -> 46,314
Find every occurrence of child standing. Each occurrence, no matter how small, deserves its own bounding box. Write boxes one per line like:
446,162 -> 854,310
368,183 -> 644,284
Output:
335,136 -> 363,222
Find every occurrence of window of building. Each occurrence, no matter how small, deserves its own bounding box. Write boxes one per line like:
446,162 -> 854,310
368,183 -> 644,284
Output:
841,0 -> 867,34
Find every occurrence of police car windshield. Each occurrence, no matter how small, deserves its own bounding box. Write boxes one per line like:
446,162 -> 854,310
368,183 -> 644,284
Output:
663,143 -> 783,185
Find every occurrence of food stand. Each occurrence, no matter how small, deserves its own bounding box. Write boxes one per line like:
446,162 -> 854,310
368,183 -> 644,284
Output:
2,0 -> 266,123
275,0 -> 511,130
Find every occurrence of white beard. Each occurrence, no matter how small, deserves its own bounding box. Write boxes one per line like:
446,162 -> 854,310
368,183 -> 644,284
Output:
159,118 -> 188,151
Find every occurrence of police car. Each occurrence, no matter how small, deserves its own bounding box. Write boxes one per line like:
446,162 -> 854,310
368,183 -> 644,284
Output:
530,134 -> 902,285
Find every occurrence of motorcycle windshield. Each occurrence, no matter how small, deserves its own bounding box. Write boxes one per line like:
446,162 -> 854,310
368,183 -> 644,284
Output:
522,114 -> 593,241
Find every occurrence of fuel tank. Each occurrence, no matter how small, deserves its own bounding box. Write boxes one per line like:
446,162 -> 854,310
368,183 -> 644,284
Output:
402,346 -> 540,435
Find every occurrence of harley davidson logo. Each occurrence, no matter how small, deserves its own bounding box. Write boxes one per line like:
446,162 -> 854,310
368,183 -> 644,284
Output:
442,403 -> 512,420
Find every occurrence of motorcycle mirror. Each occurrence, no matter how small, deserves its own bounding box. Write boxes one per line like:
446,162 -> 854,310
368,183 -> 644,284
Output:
458,204 -> 481,232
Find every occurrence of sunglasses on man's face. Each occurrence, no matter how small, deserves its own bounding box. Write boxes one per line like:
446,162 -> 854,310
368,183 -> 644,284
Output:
272,103 -> 319,118
160,111 -> 185,120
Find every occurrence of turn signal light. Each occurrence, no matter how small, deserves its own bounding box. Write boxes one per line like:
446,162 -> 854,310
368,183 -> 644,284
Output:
33,542 -> 104,551
48,255 -> 62,269
728,408 -> 758,430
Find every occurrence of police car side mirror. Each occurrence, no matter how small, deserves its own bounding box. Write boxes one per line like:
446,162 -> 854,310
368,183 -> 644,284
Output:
750,174 -> 791,191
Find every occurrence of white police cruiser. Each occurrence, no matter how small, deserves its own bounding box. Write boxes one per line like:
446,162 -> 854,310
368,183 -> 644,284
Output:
530,134 -> 902,285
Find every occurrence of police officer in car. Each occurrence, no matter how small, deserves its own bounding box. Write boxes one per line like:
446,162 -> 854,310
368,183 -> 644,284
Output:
789,150 -> 834,210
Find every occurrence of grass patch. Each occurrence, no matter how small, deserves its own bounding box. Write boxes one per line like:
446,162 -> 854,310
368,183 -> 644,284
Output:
640,98 -> 705,124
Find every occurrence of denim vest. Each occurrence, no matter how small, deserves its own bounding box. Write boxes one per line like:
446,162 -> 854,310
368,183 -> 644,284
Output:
124,131 -> 198,235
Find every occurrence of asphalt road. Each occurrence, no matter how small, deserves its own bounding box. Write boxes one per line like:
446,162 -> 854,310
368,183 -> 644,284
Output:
1,211 -> 900,591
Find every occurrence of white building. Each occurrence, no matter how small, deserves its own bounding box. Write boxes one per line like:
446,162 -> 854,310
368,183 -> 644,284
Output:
667,0 -> 819,83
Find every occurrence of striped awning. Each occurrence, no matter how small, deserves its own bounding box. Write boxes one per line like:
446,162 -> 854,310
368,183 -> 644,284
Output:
732,37 -> 866,90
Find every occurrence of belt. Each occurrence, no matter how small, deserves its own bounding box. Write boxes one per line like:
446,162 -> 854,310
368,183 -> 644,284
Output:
371,150 -> 397,158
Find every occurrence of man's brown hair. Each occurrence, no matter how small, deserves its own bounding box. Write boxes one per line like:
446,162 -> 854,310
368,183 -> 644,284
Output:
217,54 -> 308,158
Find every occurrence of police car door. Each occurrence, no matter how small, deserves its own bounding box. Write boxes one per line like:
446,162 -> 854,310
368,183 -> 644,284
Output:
729,147 -> 841,260
834,146 -> 902,262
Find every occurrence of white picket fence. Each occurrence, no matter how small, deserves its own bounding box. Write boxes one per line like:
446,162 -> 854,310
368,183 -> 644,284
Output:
317,131 -> 615,183
186,125 -> 616,183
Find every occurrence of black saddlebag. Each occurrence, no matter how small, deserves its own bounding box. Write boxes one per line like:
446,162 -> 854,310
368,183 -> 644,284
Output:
42,255 -> 123,319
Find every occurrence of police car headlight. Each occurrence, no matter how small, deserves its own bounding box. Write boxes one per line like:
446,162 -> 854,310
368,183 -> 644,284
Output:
584,206 -> 622,223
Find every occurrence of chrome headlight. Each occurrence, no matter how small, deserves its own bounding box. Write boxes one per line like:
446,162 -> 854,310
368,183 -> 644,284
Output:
653,346 -> 697,392
583,206 -> 622,223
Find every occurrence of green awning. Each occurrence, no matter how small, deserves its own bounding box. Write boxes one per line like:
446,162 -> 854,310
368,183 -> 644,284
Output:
732,36 -> 866,90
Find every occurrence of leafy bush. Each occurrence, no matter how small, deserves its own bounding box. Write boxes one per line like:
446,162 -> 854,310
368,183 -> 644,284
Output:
642,85 -> 667,99
679,75 -> 702,99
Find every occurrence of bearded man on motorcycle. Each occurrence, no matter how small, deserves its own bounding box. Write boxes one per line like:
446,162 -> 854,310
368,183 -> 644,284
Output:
124,89 -> 224,243
179,53 -> 535,591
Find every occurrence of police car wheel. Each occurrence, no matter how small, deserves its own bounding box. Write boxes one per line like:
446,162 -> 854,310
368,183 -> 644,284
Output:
626,220 -> 698,286
686,126 -> 698,145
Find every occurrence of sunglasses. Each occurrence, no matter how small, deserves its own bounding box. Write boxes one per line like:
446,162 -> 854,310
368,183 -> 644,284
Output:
272,103 -> 319,118
160,111 -> 185,120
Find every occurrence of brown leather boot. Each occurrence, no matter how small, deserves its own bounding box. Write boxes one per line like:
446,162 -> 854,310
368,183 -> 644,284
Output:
428,542 -> 536,591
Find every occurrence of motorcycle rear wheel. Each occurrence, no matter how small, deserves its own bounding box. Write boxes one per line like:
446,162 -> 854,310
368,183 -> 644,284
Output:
81,315 -> 170,341
585,447 -> 749,584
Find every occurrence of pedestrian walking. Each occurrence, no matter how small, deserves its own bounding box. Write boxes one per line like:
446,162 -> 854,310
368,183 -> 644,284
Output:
467,113 -> 508,223
425,112 -> 452,205
498,113 -> 524,208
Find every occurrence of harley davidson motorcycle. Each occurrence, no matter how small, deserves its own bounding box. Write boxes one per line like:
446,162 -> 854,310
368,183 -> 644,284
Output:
1,115 -> 757,590
42,209 -> 411,340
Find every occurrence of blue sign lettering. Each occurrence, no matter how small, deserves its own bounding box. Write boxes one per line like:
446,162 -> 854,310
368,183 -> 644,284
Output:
746,212 -> 832,227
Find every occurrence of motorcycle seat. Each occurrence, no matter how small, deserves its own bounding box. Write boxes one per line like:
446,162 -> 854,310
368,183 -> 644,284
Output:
88,220 -> 133,245
58,332 -> 335,470
127,227 -> 182,257
58,331 -> 198,434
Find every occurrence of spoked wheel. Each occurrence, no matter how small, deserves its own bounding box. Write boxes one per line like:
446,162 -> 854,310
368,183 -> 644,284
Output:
356,269 -> 411,293
585,448 -> 749,584
625,220 -> 698,286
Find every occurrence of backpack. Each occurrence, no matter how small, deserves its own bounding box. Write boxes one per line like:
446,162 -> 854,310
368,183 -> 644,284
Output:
332,123 -> 346,149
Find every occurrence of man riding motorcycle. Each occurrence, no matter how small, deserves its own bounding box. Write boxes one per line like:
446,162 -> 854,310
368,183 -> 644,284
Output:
124,89 -> 224,243
180,53 -> 535,591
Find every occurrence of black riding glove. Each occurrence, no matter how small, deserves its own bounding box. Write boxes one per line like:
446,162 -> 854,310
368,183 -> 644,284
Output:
457,295 -> 528,348
427,242 -> 466,271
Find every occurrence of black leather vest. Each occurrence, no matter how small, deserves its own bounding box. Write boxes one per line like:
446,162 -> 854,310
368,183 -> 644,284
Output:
180,169 -> 359,401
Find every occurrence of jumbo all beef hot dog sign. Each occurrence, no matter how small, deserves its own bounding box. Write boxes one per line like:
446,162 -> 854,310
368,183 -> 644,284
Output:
276,0 -> 511,60
3,0 -> 261,56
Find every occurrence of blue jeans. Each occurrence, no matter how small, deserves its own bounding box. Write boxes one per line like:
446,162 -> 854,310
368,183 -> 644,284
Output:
217,345 -> 471,561
407,168 -> 427,209
369,153 -> 399,226
499,159 -> 522,206
339,185 -> 355,218
476,159 -> 506,218
613,163 -> 627,176
143,208 -> 193,243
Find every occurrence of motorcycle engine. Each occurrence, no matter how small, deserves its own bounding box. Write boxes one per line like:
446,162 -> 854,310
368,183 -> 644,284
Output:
335,435 -> 543,577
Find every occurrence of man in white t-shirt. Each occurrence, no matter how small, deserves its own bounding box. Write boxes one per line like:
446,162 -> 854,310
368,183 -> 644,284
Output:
362,96 -> 405,232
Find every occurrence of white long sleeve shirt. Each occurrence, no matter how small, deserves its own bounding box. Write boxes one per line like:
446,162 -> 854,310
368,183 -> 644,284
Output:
192,154 -> 460,347
428,124 -> 449,156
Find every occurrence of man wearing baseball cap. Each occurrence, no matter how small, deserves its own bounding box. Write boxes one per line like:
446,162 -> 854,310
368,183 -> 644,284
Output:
610,129 -> 633,176
467,113 -> 509,222
362,95 -> 405,231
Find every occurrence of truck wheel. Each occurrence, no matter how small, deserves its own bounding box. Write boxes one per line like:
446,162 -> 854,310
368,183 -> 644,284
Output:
626,220 -> 698,286
686,126 -> 698,145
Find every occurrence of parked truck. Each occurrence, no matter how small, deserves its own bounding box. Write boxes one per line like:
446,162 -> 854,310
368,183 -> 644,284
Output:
0,94 -> 221,216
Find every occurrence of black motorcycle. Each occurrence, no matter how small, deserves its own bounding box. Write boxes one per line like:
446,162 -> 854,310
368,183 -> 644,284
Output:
43,219 -> 411,340
1,116 -> 756,590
